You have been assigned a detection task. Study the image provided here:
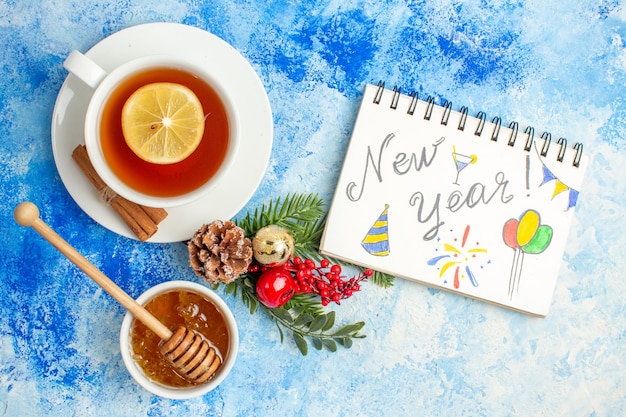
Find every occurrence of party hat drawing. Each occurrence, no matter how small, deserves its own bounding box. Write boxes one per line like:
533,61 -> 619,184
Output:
361,204 -> 390,256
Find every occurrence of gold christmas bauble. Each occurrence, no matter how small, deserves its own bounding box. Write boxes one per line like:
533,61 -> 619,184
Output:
252,225 -> 295,267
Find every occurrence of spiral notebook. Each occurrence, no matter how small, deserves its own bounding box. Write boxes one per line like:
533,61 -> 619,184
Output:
320,82 -> 588,316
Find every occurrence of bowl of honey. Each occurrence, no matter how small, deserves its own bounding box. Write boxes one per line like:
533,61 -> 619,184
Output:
120,280 -> 238,399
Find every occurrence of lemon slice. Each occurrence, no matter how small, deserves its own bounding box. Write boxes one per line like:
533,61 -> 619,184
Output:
121,82 -> 205,164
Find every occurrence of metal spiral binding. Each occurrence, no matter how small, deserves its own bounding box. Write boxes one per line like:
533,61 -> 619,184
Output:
572,143 -> 583,167
474,111 -> 486,136
490,117 -> 501,142
524,126 -> 534,151
372,81 -> 584,167
458,107 -> 468,131
424,97 -> 435,121
540,132 -> 551,157
507,121 -> 519,146
373,80 -> 385,104
407,91 -> 418,115
557,138 -> 567,162
441,101 -> 452,126
390,86 -> 401,109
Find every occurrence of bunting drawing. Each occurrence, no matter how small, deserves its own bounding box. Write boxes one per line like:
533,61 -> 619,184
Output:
540,164 -> 579,210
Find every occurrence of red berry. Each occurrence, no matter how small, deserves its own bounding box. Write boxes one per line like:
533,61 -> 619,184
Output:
268,258 -> 369,307
255,268 -> 296,308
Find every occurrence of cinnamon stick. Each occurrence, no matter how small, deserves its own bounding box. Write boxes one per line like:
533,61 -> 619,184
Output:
71,145 -> 168,241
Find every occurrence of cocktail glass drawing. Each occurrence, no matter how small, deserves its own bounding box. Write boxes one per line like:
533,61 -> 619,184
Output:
452,145 -> 477,185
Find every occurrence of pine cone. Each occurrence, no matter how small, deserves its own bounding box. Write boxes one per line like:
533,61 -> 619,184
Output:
188,220 -> 253,284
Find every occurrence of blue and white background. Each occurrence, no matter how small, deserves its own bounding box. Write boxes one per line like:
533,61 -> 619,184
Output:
1,1 -> 625,416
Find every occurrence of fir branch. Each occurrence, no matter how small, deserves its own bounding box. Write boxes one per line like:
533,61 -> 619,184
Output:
368,270 -> 395,288
265,305 -> 366,356
292,213 -> 327,262
283,292 -> 325,318
236,193 -> 325,237
221,192 -> 393,354
226,275 -> 365,355
234,192 -> 395,290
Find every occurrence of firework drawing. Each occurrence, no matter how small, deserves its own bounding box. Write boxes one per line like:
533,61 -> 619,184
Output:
427,225 -> 488,289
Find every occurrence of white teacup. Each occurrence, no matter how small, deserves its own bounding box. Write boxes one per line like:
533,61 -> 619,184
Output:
119,280 -> 239,399
64,50 -> 239,208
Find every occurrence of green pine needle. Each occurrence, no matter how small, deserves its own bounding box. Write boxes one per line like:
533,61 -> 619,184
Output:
369,270 -> 395,288
237,193 -> 326,238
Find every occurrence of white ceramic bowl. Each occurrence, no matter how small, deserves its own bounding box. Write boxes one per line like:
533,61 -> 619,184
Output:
120,280 -> 238,399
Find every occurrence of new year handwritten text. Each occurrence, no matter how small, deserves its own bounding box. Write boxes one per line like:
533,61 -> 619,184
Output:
344,132 -> 514,240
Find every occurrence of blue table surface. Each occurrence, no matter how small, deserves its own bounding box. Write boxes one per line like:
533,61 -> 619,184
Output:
1,1 -> 625,416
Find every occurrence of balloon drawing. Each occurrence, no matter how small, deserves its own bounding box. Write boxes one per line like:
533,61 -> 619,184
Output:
502,209 -> 553,299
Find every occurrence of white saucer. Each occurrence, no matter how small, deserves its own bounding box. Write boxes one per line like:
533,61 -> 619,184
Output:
51,23 -> 273,243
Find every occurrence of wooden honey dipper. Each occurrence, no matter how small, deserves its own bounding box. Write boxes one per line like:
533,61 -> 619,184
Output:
14,202 -> 221,384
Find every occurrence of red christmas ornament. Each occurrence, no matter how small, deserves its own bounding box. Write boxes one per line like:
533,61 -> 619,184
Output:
255,267 -> 297,308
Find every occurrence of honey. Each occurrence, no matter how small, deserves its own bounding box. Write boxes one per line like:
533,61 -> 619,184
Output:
130,289 -> 230,387
100,67 -> 230,197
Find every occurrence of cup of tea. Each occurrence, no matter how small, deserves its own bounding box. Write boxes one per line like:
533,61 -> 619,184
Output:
63,50 -> 240,208
119,280 -> 239,399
